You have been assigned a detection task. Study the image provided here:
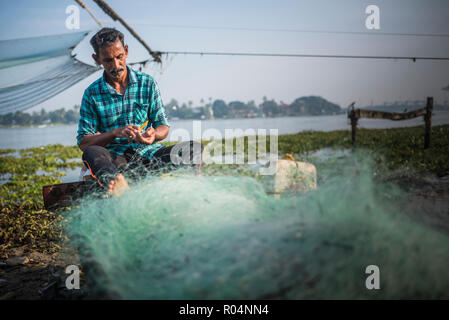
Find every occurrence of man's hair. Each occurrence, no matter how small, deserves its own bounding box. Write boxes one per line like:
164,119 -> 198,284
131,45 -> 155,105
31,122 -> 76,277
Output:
90,28 -> 125,55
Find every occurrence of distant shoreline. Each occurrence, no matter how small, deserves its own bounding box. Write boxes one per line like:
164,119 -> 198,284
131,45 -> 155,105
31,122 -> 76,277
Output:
0,122 -> 77,129
0,114 -> 346,129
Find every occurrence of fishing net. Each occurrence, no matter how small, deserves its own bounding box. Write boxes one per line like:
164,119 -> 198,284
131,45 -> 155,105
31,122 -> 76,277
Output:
0,31 -> 88,69
64,151 -> 449,299
0,31 -> 99,114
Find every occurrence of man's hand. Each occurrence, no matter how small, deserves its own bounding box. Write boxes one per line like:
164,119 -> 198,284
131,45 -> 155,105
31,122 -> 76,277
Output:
134,127 -> 156,145
113,125 -> 142,143
79,125 -> 169,151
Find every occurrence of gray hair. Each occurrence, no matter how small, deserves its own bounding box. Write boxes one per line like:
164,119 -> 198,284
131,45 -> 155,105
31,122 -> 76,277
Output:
90,28 -> 125,55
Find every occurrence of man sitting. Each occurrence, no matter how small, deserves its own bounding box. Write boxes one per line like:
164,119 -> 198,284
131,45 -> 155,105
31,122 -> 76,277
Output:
77,28 -> 203,196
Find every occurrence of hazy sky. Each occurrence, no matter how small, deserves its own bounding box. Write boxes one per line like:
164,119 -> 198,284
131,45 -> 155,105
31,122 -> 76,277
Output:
1,0 -> 449,112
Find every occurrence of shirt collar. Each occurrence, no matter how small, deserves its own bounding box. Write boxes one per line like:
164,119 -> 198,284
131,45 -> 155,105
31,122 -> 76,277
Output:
100,65 -> 136,94
128,65 -> 137,84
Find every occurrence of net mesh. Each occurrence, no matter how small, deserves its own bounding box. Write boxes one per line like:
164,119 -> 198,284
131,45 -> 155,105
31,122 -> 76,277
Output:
0,31 -> 88,69
0,31 -> 99,114
64,151 -> 449,299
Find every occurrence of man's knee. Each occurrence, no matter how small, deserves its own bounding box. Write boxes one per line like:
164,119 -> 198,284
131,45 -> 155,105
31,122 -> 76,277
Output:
170,141 -> 203,165
81,145 -> 119,185
82,145 -> 110,162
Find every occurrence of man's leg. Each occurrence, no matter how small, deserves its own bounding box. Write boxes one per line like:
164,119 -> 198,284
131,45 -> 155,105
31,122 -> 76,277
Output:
125,141 -> 204,177
149,140 -> 204,174
82,145 -> 129,195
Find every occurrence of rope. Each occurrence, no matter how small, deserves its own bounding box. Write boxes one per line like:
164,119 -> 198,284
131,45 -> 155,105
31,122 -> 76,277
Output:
156,51 -> 449,62
135,23 -> 449,38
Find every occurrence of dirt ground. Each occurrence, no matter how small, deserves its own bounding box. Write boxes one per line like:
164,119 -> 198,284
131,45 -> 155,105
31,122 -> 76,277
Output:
0,242 -> 89,300
385,171 -> 449,235
1,172 -> 448,300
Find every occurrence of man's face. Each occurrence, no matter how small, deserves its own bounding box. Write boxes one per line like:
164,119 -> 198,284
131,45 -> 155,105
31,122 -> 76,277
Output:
93,39 -> 128,81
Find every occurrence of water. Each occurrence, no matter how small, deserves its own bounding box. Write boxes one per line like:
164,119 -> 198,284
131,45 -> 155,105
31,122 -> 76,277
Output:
1,112 -> 449,183
1,112 -> 449,150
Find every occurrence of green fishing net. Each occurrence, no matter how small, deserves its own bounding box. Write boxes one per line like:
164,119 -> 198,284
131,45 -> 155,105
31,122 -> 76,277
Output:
64,152 -> 449,299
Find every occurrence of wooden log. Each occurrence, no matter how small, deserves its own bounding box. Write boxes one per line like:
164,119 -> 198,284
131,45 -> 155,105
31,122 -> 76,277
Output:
42,177 -> 101,210
347,97 -> 433,149
358,108 -> 427,121
424,97 -> 433,149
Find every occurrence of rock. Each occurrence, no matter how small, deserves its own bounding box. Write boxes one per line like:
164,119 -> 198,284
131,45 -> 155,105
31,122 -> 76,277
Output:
264,159 -> 317,196
6,256 -> 30,266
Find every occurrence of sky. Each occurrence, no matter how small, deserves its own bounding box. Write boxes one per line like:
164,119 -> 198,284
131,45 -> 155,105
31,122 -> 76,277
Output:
1,0 -> 449,112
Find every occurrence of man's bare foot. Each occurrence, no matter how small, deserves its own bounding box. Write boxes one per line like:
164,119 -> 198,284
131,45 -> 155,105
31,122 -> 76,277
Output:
108,173 -> 130,197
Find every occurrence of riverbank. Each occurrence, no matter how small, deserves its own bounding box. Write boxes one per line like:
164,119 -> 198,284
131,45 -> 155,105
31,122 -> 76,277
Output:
2,111 -> 449,150
0,122 -> 76,129
1,124 -> 448,299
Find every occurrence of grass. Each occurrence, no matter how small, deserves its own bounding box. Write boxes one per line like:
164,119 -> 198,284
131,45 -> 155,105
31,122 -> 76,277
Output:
277,125 -> 449,175
0,124 -> 448,253
0,145 -> 82,253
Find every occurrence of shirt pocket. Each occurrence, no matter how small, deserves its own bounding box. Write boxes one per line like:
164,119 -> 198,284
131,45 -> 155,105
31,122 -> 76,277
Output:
132,102 -> 149,122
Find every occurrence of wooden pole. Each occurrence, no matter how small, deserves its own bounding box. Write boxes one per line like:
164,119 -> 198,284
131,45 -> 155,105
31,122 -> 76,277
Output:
74,0 -> 103,27
92,0 -> 162,64
424,97 -> 433,149
349,109 -> 359,145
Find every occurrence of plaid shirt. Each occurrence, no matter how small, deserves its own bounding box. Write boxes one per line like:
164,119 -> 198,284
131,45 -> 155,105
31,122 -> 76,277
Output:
76,66 -> 170,158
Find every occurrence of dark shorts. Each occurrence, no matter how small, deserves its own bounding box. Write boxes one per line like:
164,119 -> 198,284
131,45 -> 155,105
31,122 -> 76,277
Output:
81,140 -> 204,188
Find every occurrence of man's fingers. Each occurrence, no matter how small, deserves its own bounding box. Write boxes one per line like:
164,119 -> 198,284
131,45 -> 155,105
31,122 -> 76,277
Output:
120,125 -> 153,144
128,125 -> 141,132
133,130 -> 154,145
143,128 -> 154,137
134,131 -> 146,144
123,128 -> 136,142
123,130 -> 134,138
128,127 -> 143,136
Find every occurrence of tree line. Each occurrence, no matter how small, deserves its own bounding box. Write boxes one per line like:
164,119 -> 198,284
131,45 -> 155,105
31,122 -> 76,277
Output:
164,95 -> 342,120
0,96 -> 344,126
0,106 -> 81,126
